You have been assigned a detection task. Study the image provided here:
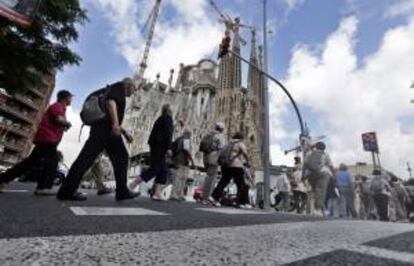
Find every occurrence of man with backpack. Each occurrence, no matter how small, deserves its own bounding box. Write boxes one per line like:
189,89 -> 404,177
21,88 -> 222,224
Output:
57,78 -> 137,201
0,90 -> 73,195
304,141 -> 335,216
199,122 -> 225,204
170,129 -> 194,201
210,132 -> 252,208
370,169 -> 392,221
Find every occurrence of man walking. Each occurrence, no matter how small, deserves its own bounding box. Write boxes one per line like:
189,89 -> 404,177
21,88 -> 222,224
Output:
0,90 -> 73,195
370,169 -> 392,221
129,104 -> 174,200
57,78 -> 137,201
170,129 -> 194,201
199,122 -> 225,204
304,142 -> 335,216
336,163 -> 357,218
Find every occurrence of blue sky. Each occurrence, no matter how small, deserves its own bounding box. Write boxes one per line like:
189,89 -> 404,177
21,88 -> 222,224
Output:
57,0 -> 414,177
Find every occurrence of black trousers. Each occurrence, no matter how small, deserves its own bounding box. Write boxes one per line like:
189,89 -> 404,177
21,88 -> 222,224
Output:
57,128 -> 129,197
373,194 -> 389,221
141,145 -> 167,184
0,143 -> 58,189
292,190 -> 308,213
212,167 -> 249,205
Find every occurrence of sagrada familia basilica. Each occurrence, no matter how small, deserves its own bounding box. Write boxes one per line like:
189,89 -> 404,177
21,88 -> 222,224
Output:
124,22 -> 265,169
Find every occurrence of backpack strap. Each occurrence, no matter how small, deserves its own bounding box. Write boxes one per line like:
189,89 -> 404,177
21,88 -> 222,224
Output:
78,123 -> 85,142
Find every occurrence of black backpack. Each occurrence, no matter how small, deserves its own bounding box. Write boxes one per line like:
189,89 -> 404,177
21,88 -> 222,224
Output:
199,132 -> 216,153
80,86 -> 110,126
218,141 -> 240,167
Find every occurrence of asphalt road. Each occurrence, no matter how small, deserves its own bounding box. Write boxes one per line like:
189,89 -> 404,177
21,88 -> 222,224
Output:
0,182 -> 413,266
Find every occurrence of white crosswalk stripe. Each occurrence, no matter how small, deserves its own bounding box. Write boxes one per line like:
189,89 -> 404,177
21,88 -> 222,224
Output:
70,206 -> 169,216
196,207 -> 272,214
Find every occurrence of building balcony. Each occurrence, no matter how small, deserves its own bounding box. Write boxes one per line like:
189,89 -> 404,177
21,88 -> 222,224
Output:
13,95 -> 40,111
1,142 -> 24,153
28,87 -> 46,98
0,123 -> 30,138
0,105 -> 34,124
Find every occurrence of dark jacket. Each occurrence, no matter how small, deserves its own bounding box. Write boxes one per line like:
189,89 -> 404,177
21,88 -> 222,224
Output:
148,113 -> 174,152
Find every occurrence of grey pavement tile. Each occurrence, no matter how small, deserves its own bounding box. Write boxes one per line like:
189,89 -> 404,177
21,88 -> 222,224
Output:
284,249 -> 414,266
363,231 -> 414,254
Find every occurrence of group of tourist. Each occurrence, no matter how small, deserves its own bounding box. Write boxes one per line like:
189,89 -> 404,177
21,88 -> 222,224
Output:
0,77 -> 255,209
271,144 -> 414,222
0,77 -> 413,222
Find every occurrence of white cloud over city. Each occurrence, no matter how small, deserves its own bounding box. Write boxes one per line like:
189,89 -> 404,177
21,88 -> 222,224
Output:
275,14 -> 414,177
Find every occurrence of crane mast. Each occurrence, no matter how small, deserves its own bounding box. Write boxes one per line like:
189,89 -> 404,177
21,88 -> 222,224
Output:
134,0 -> 162,86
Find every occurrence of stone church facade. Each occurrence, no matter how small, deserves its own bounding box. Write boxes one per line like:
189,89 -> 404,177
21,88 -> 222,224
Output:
124,27 -> 264,169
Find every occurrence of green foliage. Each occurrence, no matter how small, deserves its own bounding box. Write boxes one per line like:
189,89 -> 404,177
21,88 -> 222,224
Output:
0,0 -> 88,94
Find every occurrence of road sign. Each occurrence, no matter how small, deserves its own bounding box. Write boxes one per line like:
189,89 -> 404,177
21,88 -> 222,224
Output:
362,132 -> 379,153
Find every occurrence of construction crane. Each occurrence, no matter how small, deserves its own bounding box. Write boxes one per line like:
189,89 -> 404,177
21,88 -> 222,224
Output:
134,0 -> 162,87
207,0 -> 251,45
207,0 -> 271,46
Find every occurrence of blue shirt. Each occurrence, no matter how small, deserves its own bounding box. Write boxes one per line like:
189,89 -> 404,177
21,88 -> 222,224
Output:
336,170 -> 353,187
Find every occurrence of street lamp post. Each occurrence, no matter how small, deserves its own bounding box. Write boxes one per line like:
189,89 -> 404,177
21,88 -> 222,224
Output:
228,49 -> 306,210
262,0 -> 271,209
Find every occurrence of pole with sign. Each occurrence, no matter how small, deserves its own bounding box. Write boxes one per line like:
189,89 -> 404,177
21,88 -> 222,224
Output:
361,132 -> 381,169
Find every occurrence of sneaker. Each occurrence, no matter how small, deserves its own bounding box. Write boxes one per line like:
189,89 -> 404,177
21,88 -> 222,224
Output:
0,183 -> 6,193
152,194 -> 166,201
97,187 -> 113,196
115,191 -> 140,201
128,177 -> 141,191
240,204 -> 253,209
208,196 -> 221,207
57,192 -> 87,201
169,196 -> 181,201
34,187 -> 59,196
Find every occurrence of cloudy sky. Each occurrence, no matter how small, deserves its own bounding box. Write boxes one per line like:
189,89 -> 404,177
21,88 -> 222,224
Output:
56,0 -> 414,178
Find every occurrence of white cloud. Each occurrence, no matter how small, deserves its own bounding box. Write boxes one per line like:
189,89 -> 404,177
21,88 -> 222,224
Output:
89,0 -> 222,82
274,15 -> 414,178
385,0 -> 414,18
283,0 -> 305,10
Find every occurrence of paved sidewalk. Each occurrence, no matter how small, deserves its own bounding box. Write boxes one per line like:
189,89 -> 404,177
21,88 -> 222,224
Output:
0,182 -> 413,265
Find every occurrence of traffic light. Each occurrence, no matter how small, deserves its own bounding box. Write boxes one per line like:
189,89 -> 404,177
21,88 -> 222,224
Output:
218,35 -> 231,59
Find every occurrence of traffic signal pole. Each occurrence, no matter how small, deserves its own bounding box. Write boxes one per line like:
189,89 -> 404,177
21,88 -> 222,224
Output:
227,49 -> 306,209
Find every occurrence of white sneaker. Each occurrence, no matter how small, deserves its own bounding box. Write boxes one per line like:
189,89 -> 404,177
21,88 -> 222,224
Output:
34,187 -> 59,196
208,196 -> 221,207
0,183 -> 6,193
152,194 -> 166,201
128,177 -> 141,191
240,204 -> 253,209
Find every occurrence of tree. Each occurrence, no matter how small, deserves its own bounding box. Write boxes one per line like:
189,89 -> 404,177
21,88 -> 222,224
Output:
0,0 -> 88,94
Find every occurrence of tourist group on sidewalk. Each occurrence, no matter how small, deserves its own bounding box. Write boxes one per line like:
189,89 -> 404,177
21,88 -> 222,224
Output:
0,77 -> 413,222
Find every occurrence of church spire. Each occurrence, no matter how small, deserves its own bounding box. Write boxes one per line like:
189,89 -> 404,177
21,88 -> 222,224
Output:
230,17 -> 242,89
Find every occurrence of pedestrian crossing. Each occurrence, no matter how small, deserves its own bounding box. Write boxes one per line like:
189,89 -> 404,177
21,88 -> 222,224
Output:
69,206 -> 169,216
69,206 -> 272,216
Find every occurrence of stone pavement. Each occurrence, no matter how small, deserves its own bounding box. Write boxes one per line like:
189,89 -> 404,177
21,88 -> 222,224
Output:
0,182 -> 413,266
